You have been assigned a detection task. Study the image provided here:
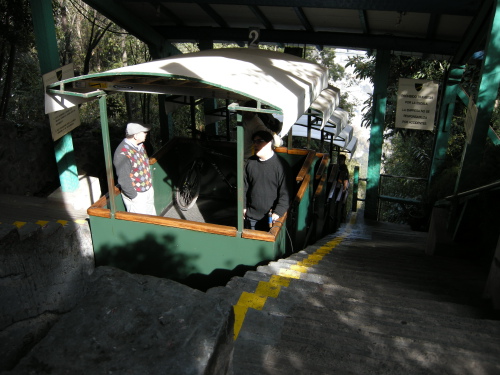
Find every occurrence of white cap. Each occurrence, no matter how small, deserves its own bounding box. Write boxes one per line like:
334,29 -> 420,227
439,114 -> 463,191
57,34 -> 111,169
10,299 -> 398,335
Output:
126,122 -> 151,136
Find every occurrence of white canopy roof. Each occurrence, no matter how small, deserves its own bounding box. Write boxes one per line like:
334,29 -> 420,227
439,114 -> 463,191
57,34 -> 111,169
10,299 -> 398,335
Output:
46,48 -> 332,137
280,113 -> 357,154
308,86 -> 340,129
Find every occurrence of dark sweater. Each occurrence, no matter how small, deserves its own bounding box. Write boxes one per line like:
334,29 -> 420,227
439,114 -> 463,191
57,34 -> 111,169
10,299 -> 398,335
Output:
244,153 -> 290,220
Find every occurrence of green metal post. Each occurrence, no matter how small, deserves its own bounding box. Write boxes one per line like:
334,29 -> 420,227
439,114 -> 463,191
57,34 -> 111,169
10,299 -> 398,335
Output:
158,95 -> 173,143
148,30 -> 181,146
237,115 -> 244,236
429,65 -> 465,186
30,0 -> 79,192
198,40 -> 219,139
365,50 -> 391,220
352,166 -> 359,212
99,94 -> 116,217
456,0 -> 500,193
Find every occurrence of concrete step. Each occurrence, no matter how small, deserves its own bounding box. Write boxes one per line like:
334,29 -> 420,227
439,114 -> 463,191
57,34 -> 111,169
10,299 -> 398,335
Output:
254,265 -> 480,309
232,284 -> 500,375
230,215 -> 500,375
228,273 -> 497,338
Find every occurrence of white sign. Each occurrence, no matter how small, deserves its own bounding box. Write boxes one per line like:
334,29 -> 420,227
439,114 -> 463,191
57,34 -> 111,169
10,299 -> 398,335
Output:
395,78 -> 439,131
464,98 -> 478,144
42,63 -> 81,141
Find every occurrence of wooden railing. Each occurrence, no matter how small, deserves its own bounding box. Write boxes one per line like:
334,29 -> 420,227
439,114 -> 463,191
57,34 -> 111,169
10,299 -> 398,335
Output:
87,147 -> 317,243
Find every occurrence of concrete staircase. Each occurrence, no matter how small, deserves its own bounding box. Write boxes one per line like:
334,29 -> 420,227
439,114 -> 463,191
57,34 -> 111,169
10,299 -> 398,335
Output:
208,212 -> 500,374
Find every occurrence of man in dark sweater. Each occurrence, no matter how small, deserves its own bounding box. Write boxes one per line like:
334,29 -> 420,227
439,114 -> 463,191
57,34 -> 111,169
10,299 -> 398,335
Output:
113,122 -> 156,215
244,130 -> 290,231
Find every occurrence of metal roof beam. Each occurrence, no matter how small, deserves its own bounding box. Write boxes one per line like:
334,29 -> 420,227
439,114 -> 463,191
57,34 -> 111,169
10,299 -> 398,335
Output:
154,26 -> 459,56
116,0 -> 480,16
358,9 -> 369,34
198,3 -> 229,28
248,5 -> 274,29
452,0 -> 493,64
149,1 -> 185,26
293,7 -> 314,32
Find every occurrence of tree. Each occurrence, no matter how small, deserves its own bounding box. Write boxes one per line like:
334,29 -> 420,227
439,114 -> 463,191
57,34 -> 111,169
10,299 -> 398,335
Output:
0,0 -> 41,122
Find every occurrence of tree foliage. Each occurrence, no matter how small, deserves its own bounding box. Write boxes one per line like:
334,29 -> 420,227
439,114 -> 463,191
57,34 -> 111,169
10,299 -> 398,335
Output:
0,0 -> 42,122
347,51 -> 500,224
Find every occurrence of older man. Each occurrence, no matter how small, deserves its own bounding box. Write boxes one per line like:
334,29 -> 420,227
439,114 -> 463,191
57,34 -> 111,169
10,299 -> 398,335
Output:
113,122 -> 156,215
243,130 -> 290,231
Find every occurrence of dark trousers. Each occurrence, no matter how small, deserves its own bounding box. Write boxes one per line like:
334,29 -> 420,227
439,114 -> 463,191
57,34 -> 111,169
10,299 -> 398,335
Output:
245,216 -> 270,231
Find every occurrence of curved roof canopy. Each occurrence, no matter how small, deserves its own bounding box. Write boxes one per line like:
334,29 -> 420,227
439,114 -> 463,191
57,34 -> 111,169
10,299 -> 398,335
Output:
283,114 -> 357,154
46,48 -> 336,136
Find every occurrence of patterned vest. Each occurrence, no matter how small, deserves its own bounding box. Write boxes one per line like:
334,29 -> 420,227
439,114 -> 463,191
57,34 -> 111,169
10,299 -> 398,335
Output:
120,143 -> 152,192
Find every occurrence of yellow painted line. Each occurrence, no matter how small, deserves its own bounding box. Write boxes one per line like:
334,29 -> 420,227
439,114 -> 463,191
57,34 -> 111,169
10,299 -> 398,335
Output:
7,219 -> 87,228
277,268 -> 302,279
307,254 -> 325,262
13,221 -> 26,229
269,275 -> 292,287
289,264 -> 309,273
232,212 -> 357,340
255,281 -> 282,298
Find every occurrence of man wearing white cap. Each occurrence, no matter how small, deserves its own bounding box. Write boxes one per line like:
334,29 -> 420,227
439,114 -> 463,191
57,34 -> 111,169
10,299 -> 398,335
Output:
113,122 -> 156,215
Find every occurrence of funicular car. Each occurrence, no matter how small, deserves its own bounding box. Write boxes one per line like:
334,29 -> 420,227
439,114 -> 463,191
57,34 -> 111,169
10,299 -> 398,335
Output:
45,48 -> 355,284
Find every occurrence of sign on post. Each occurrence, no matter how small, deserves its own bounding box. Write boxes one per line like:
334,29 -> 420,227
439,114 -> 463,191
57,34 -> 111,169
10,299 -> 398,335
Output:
395,78 -> 439,131
464,98 -> 478,144
43,63 -> 81,141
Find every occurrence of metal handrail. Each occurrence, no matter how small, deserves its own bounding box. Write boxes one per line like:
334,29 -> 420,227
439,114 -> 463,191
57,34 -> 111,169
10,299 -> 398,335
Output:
380,173 -> 427,181
443,180 -> 500,201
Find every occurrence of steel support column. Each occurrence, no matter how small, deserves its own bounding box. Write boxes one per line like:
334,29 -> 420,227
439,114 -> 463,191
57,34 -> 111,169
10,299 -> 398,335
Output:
456,0 -> 500,193
429,65 -> 465,186
365,50 -> 391,220
29,0 -> 79,192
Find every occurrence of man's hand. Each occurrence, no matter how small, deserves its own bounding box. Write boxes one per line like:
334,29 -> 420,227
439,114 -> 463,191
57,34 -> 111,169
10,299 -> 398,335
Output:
243,208 -> 247,218
271,213 -> 280,222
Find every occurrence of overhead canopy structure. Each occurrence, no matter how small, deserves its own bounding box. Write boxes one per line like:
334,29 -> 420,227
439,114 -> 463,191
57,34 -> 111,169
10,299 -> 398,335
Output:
46,48 -> 337,137
82,0 -> 487,63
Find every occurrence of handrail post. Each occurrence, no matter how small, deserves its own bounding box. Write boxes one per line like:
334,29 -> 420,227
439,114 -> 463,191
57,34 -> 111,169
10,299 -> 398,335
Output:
236,112 -> 244,237
352,166 -> 359,212
99,94 -> 116,218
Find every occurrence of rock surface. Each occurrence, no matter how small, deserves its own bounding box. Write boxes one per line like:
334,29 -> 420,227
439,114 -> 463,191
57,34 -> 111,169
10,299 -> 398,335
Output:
4,267 -> 234,375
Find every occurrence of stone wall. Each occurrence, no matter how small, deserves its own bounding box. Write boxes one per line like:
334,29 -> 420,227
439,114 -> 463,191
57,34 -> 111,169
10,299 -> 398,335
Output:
0,222 -> 94,371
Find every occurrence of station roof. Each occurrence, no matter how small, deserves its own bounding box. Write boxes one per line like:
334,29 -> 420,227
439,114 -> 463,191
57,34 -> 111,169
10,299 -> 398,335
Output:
82,0 -> 492,63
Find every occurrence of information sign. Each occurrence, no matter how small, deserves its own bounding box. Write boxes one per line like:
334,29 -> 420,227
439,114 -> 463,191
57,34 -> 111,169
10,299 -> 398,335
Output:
395,78 -> 439,131
43,63 -> 81,141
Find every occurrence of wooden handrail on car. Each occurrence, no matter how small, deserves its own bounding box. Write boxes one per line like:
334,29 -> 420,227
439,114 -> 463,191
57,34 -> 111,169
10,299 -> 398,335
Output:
87,185 -> 238,236
293,173 -> 311,205
87,146 -> 315,241
115,212 -> 238,237
242,229 -> 275,241
315,154 -> 329,180
315,167 -> 328,197
296,150 -> 316,182
87,186 -> 121,218
277,147 -> 306,155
